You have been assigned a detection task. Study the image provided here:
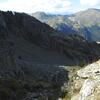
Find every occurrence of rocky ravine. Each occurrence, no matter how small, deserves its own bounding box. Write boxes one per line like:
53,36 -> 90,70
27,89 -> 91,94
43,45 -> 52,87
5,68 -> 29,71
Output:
71,60 -> 100,100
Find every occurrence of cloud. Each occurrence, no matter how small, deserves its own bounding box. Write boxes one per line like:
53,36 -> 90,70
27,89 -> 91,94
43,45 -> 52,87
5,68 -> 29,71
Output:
0,0 -> 71,14
80,0 -> 100,6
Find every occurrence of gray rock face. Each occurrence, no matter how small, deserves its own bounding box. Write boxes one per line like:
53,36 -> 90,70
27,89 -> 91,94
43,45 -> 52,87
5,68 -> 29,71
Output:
79,79 -> 95,100
71,60 -> 100,100
77,60 -> 100,79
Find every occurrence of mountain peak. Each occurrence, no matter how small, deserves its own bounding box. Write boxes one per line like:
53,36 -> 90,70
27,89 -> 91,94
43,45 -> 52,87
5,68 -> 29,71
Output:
32,11 -> 47,18
86,8 -> 100,12
33,11 -> 46,15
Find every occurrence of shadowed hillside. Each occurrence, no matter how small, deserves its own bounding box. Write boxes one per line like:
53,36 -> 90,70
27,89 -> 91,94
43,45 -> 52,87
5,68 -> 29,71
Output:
0,11 -> 100,100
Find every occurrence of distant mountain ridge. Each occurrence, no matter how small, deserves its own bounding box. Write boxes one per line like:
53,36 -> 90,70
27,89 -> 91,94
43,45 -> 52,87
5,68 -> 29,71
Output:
32,8 -> 100,41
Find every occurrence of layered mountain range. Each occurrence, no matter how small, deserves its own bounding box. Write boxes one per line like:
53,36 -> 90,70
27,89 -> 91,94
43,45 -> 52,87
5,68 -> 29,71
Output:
32,8 -> 100,42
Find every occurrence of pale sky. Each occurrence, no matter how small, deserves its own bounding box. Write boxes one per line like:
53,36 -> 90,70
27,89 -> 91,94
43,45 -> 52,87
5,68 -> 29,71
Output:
0,0 -> 100,14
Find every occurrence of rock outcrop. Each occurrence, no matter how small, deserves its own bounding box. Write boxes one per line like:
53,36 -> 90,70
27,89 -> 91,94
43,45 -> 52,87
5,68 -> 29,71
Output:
71,60 -> 100,100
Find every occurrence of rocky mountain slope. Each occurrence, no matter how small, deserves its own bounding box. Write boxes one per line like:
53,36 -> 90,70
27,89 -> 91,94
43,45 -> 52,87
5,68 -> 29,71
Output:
32,8 -> 100,41
0,10 -> 100,100
71,60 -> 100,100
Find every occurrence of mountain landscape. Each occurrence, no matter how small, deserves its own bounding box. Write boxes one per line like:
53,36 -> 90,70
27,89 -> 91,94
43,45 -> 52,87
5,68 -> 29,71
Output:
32,8 -> 100,42
0,9 -> 100,100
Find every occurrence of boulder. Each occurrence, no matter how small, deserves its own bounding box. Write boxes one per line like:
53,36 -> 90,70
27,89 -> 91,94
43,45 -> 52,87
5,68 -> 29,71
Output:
79,79 -> 95,100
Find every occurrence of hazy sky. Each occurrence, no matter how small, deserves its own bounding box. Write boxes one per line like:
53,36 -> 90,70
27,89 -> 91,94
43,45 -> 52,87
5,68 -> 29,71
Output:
0,0 -> 100,14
